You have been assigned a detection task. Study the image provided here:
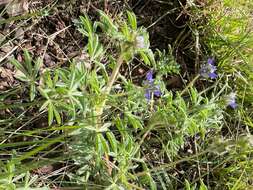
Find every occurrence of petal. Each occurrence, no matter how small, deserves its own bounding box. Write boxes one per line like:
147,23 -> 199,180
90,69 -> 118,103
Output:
153,85 -> 161,97
229,101 -> 237,109
207,58 -> 215,65
210,65 -> 217,72
146,71 -> 153,82
154,90 -> 161,97
209,72 -> 218,79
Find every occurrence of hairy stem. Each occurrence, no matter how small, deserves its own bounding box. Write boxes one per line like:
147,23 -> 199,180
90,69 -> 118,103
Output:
95,55 -> 124,128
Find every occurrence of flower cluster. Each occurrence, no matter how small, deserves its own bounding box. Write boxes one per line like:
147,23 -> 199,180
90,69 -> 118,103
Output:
226,92 -> 237,109
144,71 -> 161,101
200,58 -> 218,79
136,35 -> 146,49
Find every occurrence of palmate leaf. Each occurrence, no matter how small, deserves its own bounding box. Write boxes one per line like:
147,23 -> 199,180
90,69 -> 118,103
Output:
79,14 -> 93,36
87,34 -> 104,61
98,10 -> 118,35
126,11 -> 137,30
10,50 -> 42,101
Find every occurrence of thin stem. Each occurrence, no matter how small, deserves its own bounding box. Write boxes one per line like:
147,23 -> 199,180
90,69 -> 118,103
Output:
104,55 -> 124,95
95,55 -> 124,127
180,74 -> 200,96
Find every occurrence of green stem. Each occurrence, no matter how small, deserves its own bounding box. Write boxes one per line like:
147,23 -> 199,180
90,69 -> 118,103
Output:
180,74 -> 200,96
95,55 -> 124,128
104,55 -> 124,95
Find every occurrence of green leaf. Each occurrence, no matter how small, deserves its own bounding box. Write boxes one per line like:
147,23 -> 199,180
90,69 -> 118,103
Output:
39,100 -> 49,112
44,70 -> 54,89
184,179 -> 192,190
69,69 -> 76,90
34,58 -> 43,77
10,58 -> 27,76
14,70 -> 29,82
139,51 -> 151,65
30,83 -> 36,101
87,35 -> 94,57
26,174 -> 39,188
127,11 -> 137,30
53,105 -> 61,125
48,102 -> 54,126
99,133 -> 109,153
95,134 -> 103,156
90,34 -> 103,60
99,123 -> 111,132
98,10 -> 118,34
94,60 -> 108,81
126,112 -> 143,129
199,180 -> 208,190
121,21 -> 130,37
79,15 -> 93,36
106,132 -> 117,153
38,87 -> 50,100
23,49 -> 32,75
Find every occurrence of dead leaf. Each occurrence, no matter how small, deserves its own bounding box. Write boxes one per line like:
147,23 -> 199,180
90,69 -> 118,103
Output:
34,165 -> 54,175
0,67 -> 15,89
1,41 -> 13,53
15,27 -> 24,40
6,0 -> 28,17
0,67 -> 14,82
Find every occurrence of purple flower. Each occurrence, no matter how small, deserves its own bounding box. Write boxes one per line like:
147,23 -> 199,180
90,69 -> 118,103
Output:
200,58 -> 218,79
144,71 -> 161,101
207,58 -> 215,65
146,70 -> 154,82
226,92 -> 237,109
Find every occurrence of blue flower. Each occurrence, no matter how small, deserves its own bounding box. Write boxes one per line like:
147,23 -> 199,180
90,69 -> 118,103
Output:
200,58 -> 218,79
227,92 -> 237,109
144,71 -> 161,101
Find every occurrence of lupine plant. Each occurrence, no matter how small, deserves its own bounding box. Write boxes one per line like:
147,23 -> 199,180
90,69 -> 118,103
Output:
10,50 -> 42,101
2,1 -> 253,189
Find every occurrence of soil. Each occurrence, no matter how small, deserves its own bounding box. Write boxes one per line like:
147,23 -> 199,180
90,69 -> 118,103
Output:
0,0 -> 194,90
